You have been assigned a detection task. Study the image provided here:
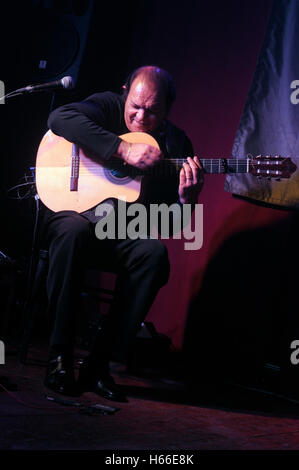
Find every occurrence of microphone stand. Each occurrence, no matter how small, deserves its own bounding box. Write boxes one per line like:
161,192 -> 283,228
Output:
1,88 -> 56,104
2,86 -> 57,362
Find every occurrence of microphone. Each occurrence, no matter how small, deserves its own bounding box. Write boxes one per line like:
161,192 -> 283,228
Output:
15,76 -> 74,94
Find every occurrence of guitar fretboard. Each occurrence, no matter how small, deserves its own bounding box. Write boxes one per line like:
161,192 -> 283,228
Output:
124,158 -> 250,176
168,158 -> 249,174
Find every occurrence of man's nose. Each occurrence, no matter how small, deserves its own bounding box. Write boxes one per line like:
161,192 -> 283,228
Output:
136,108 -> 145,121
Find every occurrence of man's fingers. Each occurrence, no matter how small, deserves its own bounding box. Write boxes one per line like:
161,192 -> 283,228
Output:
183,162 -> 193,184
179,167 -> 186,185
192,156 -> 204,185
194,156 -> 202,169
187,157 -> 201,184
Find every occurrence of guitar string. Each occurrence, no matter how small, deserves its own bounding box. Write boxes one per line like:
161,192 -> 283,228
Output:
70,161 -> 286,176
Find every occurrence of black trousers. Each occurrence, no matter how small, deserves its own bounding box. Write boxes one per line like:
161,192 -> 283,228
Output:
42,210 -> 170,363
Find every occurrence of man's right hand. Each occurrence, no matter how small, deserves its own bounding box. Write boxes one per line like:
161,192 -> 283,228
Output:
116,141 -> 163,169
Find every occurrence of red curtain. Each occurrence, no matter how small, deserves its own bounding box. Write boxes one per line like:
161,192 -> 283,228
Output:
125,0 -> 294,351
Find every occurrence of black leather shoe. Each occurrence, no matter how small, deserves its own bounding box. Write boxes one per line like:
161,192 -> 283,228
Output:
44,354 -> 79,397
91,375 -> 128,402
78,365 -> 127,402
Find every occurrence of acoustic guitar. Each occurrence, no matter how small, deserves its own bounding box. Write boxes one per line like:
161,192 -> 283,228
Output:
35,130 -> 297,213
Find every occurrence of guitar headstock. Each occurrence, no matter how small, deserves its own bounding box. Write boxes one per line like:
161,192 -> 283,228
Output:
249,155 -> 297,179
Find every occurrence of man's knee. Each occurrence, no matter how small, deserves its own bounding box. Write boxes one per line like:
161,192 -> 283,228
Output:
51,211 -> 91,240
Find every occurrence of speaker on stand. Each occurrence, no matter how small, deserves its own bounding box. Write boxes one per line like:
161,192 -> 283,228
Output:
22,0 -> 94,89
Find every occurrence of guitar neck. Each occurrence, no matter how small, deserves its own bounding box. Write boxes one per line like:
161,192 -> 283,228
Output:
131,158 -> 250,176
168,158 -> 249,174
116,132 -> 296,178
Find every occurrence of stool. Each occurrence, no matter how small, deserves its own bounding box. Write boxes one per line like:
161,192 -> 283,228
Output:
19,249 -> 115,364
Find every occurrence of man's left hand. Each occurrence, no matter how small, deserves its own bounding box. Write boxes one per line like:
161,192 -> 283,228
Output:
178,156 -> 204,204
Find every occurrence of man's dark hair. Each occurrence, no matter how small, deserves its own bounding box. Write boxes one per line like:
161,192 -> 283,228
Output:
122,65 -> 176,113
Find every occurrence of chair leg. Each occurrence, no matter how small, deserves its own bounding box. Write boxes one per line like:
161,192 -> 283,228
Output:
19,250 -> 49,364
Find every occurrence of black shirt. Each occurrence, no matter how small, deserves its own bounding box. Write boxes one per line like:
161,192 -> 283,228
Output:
47,91 -> 194,228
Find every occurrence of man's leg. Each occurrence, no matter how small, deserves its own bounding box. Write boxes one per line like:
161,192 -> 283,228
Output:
43,210 -> 170,399
43,210 -> 94,395
106,238 -> 170,362
79,238 -> 170,399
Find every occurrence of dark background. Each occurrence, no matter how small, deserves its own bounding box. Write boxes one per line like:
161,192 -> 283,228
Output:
2,0 -> 297,375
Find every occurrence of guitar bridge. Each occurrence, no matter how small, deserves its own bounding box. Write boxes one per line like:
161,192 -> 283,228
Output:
70,144 -> 80,191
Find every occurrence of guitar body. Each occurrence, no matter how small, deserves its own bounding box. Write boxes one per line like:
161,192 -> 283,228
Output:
36,130 -> 159,213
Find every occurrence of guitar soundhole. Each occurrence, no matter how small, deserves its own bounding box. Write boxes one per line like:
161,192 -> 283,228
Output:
104,160 -> 133,185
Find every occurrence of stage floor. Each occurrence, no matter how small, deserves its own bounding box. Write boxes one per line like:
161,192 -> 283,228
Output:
1,340 -> 299,454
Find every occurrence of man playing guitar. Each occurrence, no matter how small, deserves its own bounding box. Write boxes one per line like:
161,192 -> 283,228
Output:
42,65 -> 203,401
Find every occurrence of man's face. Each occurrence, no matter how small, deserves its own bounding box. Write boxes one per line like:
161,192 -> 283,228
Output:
124,76 -> 167,134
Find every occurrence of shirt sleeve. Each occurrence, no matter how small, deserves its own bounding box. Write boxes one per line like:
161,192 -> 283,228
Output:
47,92 -> 123,160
